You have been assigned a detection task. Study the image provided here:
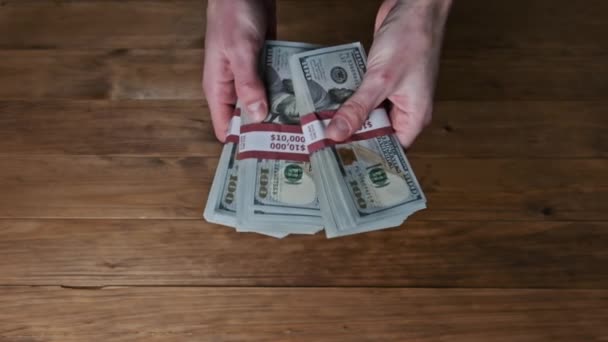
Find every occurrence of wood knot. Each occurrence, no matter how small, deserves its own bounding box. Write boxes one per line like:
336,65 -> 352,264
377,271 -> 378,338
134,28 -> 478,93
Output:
541,207 -> 554,216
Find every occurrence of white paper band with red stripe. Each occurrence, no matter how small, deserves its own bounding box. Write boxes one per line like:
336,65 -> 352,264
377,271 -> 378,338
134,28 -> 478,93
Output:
225,109 -> 242,144
237,123 -> 309,162
300,108 -> 394,153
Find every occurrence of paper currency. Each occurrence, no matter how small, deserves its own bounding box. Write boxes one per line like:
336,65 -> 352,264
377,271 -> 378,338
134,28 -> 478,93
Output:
235,41 -> 323,235
204,41 -> 426,239
289,42 -> 426,237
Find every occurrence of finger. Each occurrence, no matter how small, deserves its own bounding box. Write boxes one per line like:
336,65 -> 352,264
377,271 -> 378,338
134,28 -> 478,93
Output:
229,42 -> 268,122
374,0 -> 398,33
389,105 -> 431,148
326,70 -> 390,141
206,97 -> 236,143
203,53 -> 237,142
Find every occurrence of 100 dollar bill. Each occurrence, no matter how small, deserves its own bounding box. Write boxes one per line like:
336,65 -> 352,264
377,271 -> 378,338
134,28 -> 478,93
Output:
290,43 -> 426,221
238,41 -> 322,216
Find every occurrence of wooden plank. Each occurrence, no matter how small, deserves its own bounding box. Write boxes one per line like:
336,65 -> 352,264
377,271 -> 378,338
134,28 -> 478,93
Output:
1,0 -> 606,53
0,155 -> 606,220
0,49 -> 202,100
435,50 -> 608,100
0,100 -> 220,156
0,49 -> 606,100
0,0 -> 204,49
0,287 -> 606,341
444,0 -> 608,53
0,219 -> 606,287
0,0 -> 379,49
417,101 -> 608,158
0,100 -> 606,158
0,155 -> 210,219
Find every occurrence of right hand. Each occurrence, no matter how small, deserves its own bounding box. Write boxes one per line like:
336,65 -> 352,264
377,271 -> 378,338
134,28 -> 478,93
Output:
203,0 -> 276,142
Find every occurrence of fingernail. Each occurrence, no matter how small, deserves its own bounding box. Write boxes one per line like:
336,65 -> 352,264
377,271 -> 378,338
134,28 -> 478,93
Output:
247,101 -> 267,122
328,117 -> 351,141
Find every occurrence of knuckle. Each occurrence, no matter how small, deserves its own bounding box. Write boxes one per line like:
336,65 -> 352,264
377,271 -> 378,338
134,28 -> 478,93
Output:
235,79 -> 263,99
421,106 -> 434,127
226,39 -> 259,62
367,67 -> 395,87
235,78 -> 257,90
377,70 -> 395,85
342,100 -> 369,124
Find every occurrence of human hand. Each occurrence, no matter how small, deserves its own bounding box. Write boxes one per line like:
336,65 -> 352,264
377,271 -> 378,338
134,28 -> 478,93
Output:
203,0 -> 276,142
326,0 -> 452,147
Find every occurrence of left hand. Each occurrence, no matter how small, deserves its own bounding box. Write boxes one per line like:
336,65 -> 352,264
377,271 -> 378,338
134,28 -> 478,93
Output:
326,0 -> 452,147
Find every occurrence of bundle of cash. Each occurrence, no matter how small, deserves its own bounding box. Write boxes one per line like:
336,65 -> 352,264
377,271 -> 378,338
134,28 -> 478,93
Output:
289,42 -> 426,238
205,41 -> 323,238
235,41 -> 323,237
204,103 -> 292,238
203,106 -> 240,229
204,41 -> 426,239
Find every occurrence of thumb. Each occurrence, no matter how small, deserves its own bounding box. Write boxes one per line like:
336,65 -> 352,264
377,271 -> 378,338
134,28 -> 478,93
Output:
326,70 -> 389,141
230,43 -> 268,122
390,104 -> 432,148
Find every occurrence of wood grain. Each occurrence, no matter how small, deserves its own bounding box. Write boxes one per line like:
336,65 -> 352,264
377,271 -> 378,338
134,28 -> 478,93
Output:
0,0 -> 606,339
0,100 -> 606,158
0,0 -> 380,49
0,287 -> 606,341
0,219 -> 606,287
2,0 -> 606,53
445,0 -> 608,53
0,100 -> 220,156
0,49 -> 607,100
0,0 -> 206,49
0,155 -> 606,220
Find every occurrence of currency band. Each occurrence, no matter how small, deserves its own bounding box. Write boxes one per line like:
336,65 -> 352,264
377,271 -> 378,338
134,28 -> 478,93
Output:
225,108 -> 241,144
237,123 -> 310,162
300,108 -> 394,153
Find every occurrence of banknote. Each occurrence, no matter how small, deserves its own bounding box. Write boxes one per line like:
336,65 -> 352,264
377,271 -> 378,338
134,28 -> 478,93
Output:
236,41 -> 323,233
203,113 -> 240,228
290,42 -> 426,236
205,41 -> 426,239
204,106 -> 290,239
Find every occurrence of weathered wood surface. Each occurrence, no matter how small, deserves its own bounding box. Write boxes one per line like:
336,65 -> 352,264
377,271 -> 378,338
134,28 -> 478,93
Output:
0,49 -> 606,100
0,287 -> 606,342
0,100 -> 606,158
0,0 -> 607,339
1,155 -> 606,220
0,219 -> 606,288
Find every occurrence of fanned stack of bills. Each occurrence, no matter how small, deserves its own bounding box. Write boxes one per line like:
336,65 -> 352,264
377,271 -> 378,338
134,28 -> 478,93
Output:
289,42 -> 426,237
236,41 -> 323,237
204,41 -> 426,238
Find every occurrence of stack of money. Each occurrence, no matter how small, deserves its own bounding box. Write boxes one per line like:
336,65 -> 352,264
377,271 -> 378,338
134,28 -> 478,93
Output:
236,41 -> 323,237
289,43 -> 426,238
204,41 -> 426,238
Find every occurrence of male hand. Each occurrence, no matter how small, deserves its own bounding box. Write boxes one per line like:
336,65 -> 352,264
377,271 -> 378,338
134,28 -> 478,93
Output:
203,0 -> 276,142
326,0 -> 452,147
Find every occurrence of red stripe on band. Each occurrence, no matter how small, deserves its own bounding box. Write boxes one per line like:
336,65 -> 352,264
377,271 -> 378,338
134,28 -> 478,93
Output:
307,139 -> 335,153
351,126 -> 395,141
306,127 -> 395,153
240,123 -> 303,134
237,151 -> 310,162
301,108 -> 385,125
315,110 -> 336,120
225,135 -> 239,144
300,112 -> 322,125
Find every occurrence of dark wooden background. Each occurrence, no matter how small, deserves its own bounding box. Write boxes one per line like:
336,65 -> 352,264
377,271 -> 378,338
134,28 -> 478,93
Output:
0,0 -> 607,340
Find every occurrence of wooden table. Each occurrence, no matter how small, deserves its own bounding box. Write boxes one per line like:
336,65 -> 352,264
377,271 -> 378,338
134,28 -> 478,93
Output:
0,1 -> 607,340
